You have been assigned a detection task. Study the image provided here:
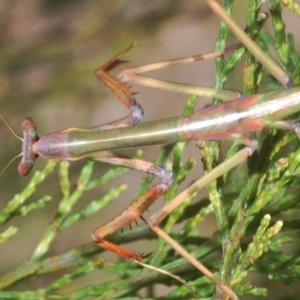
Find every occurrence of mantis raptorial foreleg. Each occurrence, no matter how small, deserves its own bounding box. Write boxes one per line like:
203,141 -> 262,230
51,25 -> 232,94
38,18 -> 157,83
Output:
91,151 -> 173,260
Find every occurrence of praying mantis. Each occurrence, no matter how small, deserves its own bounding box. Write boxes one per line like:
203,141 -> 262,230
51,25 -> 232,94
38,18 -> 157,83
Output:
2,0 -> 300,299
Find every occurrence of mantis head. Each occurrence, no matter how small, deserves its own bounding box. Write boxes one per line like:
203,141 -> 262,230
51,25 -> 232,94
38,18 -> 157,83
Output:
0,113 -> 39,176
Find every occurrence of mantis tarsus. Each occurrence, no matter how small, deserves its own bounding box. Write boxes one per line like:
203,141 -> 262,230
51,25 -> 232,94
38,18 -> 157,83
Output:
3,0 -> 300,299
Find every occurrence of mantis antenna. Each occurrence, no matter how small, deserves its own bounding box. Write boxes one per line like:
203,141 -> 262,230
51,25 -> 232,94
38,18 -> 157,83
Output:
0,113 -> 23,176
